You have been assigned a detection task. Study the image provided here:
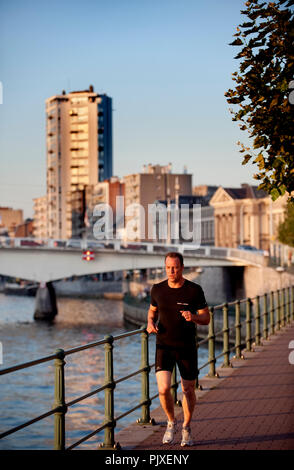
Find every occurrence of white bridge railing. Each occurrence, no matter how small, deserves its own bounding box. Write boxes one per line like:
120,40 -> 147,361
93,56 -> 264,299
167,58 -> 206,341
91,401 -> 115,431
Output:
0,237 -> 268,266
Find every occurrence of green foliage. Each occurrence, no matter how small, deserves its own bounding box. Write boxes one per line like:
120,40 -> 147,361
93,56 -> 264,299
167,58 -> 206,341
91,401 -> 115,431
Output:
278,201 -> 294,246
225,0 -> 294,200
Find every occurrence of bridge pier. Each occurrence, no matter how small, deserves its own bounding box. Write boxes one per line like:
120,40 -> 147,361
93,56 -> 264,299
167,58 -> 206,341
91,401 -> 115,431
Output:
34,281 -> 58,321
195,266 -> 245,305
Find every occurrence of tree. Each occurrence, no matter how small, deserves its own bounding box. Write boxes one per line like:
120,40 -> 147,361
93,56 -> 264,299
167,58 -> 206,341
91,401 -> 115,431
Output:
225,0 -> 294,201
278,201 -> 294,246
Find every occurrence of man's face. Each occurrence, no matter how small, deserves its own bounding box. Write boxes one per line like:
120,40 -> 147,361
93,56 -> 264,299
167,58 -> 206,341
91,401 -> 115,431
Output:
165,256 -> 184,282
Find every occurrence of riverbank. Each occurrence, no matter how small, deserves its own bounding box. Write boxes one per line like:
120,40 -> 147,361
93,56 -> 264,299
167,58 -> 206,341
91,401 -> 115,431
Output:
0,279 -> 124,300
53,279 -> 124,299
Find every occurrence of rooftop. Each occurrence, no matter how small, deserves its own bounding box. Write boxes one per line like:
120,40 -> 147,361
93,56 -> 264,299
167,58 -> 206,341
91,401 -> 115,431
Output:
225,184 -> 268,200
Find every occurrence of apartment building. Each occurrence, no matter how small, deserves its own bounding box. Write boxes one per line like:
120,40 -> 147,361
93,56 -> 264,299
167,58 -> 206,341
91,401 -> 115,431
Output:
123,164 -> 192,241
0,207 -> 23,237
45,86 -> 112,239
33,196 -> 48,239
83,177 -> 125,239
14,219 -> 34,238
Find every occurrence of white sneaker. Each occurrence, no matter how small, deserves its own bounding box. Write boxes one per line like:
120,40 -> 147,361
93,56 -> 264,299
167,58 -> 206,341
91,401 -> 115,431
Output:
162,420 -> 177,444
181,426 -> 194,447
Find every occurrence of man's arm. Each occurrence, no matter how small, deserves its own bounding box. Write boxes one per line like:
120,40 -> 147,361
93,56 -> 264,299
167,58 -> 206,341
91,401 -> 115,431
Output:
147,304 -> 159,333
181,307 -> 210,325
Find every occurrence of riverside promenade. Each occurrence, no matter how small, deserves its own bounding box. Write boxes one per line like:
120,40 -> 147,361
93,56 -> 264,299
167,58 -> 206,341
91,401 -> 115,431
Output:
116,322 -> 294,450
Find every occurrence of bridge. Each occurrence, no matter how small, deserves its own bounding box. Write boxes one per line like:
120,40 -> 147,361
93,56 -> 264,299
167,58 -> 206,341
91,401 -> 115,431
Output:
0,237 -> 268,283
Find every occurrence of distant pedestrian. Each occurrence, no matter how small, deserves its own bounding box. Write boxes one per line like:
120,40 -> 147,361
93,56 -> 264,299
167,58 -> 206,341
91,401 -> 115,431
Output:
147,252 -> 210,446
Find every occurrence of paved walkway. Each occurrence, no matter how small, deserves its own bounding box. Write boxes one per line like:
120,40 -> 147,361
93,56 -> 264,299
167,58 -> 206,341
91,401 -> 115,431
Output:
116,323 -> 294,450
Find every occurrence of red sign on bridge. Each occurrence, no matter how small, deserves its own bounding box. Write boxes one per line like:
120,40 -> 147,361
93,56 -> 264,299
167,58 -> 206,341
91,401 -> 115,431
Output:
82,250 -> 95,261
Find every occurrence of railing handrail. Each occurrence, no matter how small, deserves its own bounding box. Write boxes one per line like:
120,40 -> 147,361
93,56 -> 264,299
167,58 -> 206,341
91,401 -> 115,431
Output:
0,352 -> 58,376
0,236 -> 266,263
1,285 -> 293,450
0,327 -> 143,376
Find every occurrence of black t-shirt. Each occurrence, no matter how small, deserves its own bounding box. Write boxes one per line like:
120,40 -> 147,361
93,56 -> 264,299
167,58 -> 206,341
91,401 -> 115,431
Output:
150,279 -> 207,349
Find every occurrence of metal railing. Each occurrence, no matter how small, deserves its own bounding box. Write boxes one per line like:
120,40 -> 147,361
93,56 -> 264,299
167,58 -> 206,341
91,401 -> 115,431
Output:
0,285 -> 293,450
201,286 -> 294,379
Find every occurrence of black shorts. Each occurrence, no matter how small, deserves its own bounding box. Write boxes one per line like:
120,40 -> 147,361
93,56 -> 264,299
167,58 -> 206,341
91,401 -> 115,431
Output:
155,344 -> 197,381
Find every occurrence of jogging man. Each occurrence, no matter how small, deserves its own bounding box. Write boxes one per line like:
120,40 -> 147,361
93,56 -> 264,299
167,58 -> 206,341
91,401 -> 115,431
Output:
147,252 -> 210,446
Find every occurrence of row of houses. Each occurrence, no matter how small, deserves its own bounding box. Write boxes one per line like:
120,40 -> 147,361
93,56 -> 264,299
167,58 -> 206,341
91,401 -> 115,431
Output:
0,207 -> 33,238
30,163 -> 287,250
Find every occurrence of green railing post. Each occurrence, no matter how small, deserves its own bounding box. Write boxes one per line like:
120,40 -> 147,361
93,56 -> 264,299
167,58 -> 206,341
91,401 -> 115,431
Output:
222,303 -> 231,367
194,325 -> 202,389
292,286 -> 294,321
276,290 -> 281,331
137,327 -> 154,424
234,300 -> 243,359
286,287 -> 291,324
208,307 -> 218,376
100,335 -> 118,450
263,293 -> 268,340
291,286 -> 294,320
281,288 -> 286,327
171,365 -> 177,403
171,365 -> 182,406
246,298 -> 252,351
255,295 -> 261,346
284,288 -> 287,326
270,291 -> 275,335
53,348 -> 67,450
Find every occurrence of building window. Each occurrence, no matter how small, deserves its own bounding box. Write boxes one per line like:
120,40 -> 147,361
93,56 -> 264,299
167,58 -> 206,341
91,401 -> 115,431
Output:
70,97 -> 88,105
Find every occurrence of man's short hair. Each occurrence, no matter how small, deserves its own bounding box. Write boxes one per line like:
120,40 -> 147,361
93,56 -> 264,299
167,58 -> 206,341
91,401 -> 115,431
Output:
165,252 -> 184,266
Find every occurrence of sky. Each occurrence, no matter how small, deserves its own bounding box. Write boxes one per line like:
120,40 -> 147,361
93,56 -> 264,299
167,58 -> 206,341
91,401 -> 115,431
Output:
0,0 -> 257,219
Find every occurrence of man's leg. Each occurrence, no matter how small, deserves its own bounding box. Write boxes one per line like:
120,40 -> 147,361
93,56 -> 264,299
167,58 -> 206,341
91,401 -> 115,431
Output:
181,378 -> 196,427
180,378 -> 196,446
156,370 -> 175,422
156,370 -> 177,444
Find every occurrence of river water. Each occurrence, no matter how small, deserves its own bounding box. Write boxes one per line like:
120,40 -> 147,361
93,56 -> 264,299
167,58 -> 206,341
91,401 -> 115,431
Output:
0,293 -> 220,450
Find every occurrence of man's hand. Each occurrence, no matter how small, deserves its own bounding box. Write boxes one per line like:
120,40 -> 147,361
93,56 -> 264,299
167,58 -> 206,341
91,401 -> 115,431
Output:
147,304 -> 158,334
181,310 -> 195,322
147,320 -> 158,334
181,308 -> 210,325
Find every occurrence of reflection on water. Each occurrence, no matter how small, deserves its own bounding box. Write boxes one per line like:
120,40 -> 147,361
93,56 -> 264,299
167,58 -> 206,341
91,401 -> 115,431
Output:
0,293 -> 219,450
